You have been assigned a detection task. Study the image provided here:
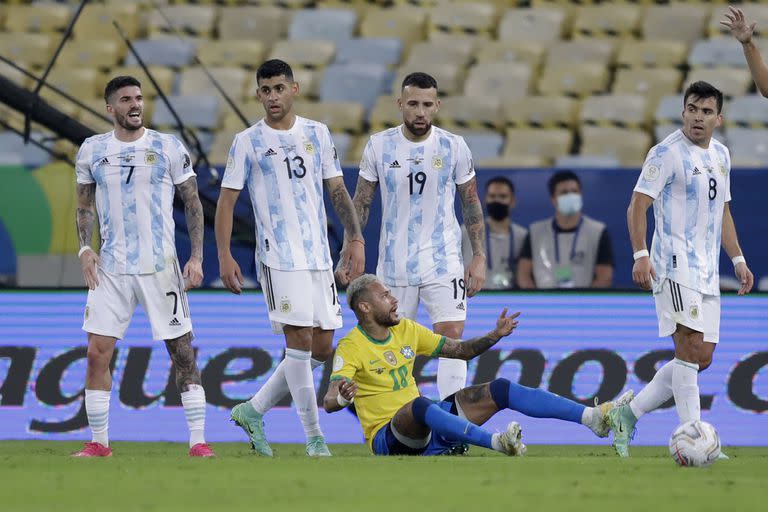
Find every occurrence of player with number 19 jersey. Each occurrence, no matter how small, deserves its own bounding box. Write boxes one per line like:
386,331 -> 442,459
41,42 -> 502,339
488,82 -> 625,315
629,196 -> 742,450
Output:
634,129 -> 731,296
359,126 -> 475,287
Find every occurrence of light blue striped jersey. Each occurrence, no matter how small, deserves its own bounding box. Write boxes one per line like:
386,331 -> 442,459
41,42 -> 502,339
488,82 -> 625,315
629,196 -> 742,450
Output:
359,125 -> 475,286
222,116 -> 342,271
634,129 -> 731,296
75,129 -> 195,274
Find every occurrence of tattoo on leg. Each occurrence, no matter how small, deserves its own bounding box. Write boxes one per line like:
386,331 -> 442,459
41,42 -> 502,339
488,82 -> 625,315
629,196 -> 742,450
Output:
165,332 -> 201,392
457,384 -> 491,405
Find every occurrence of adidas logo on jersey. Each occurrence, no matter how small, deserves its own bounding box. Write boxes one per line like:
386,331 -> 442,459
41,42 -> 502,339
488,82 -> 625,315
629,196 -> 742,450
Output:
389,160 -> 401,168
264,148 -> 277,157
692,167 -> 702,176
97,157 -> 109,166
169,317 -> 181,326
456,302 -> 465,311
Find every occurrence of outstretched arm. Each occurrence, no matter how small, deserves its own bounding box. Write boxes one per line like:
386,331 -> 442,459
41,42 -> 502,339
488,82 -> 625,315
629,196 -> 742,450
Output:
438,309 -> 521,360
326,176 -> 365,284
721,202 -> 753,295
176,177 -> 204,289
76,183 -> 100,289
457,177 -> 487,297
722,6 -> 768,97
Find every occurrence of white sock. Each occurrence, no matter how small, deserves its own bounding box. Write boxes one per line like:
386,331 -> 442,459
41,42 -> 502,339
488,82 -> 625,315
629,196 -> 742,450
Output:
180,384 -> 206,448
437,357 -> 467,399
630,359 -> 675,419
580,407 -> 595,426
250,357 -> 324,415
672,358 -> 700,423
284,348 -> 323,439
85,389 -> 110,447
491,433 -> 503,453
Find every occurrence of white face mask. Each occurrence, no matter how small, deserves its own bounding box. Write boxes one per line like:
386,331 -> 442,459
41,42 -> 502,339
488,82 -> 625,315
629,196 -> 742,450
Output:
556,192 -> 582,216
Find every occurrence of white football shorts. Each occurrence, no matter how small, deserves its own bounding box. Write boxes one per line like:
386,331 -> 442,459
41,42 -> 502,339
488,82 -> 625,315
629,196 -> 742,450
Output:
386,272 -> 467,324
654,278 -> 720,343
259,263 -> 343,335
82,258 -> 192,341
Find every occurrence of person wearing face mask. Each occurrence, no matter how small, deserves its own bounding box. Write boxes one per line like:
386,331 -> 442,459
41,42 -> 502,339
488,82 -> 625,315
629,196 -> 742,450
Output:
517,171 -> 614,289
461,177 -> 527,289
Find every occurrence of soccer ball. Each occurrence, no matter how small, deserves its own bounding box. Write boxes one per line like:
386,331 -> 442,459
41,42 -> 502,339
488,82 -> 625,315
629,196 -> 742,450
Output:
668,420 -> 721,467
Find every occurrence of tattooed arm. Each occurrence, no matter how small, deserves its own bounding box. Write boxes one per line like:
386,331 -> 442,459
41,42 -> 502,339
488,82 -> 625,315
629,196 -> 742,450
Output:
325,176 -> 365,284
438,308 -> 521,360
351,176 -> 378,234
76,183 -> 100,289
457,177 -> 487,297
175,177 -> 204,289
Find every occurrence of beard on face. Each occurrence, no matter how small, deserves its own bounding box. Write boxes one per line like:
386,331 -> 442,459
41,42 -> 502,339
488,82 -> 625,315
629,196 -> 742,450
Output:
404,119 -> 431,138
115,110 -> 142,131
373,308 -> 400,327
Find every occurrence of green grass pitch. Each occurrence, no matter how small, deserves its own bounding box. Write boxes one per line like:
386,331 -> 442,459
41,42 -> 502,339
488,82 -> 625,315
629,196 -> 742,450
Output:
1,442 -> 766,512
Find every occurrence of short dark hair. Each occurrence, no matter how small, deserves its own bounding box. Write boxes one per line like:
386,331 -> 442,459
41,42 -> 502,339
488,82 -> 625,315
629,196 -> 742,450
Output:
548,170 -> 581,197
257,59 -> 294,83
104,75 -> 141,103
683,81 -> 724,114
401,72 -> 438,92
485,176 -> 515,196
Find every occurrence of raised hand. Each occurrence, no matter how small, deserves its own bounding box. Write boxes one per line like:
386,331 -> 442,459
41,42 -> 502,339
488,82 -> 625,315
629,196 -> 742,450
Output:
493,307 -> 522,338
721,6 -> 756,44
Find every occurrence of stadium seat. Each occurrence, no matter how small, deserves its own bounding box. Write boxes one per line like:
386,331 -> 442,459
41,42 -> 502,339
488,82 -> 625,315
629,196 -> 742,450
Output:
4,4 -> 71,33
580,94 -> 647,130
427,2 -> 496,39
152,95 -> 221,130
474,41 -> 546,68
110,66 -> 177,98
554,154 -> 620,169
38,88 -> 81,119
47,67 -> 102,99
344,135 -> 368,167
334,38 -> 402,68
436,96 -> 502,131
218,6 -> 290,43
77,99 -> 116,134
708,4 -> 768,38
502,128 -> 573,165
572,4 -> 640,39
0,132 -> 52,167
359,7 -> 427,52
405,40 -> 475,69
503,96 -> 579,129
537,62 -> 609,97
454,130 -> 504,161
320,63 -> 391,113
616,40 -> 688,69
0,59 -> 29,88
684,68 -> 752,99
497,7 -> 567,44
179,67 -> 250,102
77,3 -> 140,40
330,131 -> 352,164
197,40 -> 266,69
208,131 -> 237,166
147,5 -> 216,38
580,126 -> 651,168
124,38 -> 197,69
726,95 -> 768,128
221,101 -> 265,132
393,62 -> 463,96
288,8 -> 358,43
368,95 -> 402,132
57,40 -> 122,71
294,100 -> 365,134
612,68 -> 682,116
268,39 -> 336,70
641,4 -> 710,44
478,154 -> 546,168
726,127 -> 768,167
545,40 -> 616,67
464,62 -> 533,103
689,38 -> 748,69
0,33 -> 53,68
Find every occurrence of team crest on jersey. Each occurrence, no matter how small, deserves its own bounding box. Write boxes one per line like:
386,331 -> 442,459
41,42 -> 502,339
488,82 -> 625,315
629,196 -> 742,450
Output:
145,151 -> 158,165
432,156 -> 443,169
303,142 -> 315,154
400,346 -> 414,359
689,304 -> 700,320
644,165 -> 660,182
719,163 -> 727,177
383,350 -> 397,366
332,355 -> 344,372
280,299 -> 291,313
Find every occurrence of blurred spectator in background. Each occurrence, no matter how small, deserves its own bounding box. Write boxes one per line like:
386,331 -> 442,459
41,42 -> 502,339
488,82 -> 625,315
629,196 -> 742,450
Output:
517,171 -> 613,289
462,177 -> 526,290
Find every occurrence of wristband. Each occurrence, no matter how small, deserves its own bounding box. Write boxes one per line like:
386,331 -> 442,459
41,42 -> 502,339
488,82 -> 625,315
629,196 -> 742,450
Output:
732,255 -> 746,267
336,393 -> 352,407
78,246 -> 93,258
633,249 -> 649,261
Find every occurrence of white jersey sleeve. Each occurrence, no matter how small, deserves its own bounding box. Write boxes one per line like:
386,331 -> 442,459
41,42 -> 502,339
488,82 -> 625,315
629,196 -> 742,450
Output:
168,136 -> 196,185
453,136 -> 475,186
75,140 -> 95,184
724,146 -> 732,203
634,144 -> 677,199
359,138 -> 378,183
221,133 -> 250,190
320,125 -> 343,180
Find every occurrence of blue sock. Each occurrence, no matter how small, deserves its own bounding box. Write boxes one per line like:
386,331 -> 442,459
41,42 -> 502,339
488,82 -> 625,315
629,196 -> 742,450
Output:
411,397 -> 493,450
489,378 -> 584,425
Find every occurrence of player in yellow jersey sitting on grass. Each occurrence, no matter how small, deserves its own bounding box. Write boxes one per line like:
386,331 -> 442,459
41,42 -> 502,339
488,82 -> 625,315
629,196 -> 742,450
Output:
324,274 -> 632,456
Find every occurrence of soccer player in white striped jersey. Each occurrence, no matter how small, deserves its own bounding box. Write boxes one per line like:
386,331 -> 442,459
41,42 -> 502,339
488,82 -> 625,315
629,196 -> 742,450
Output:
73,76 -> 214,458
343,72 -> 487,401
608,81 -> 754,457
215,59 -> 364,457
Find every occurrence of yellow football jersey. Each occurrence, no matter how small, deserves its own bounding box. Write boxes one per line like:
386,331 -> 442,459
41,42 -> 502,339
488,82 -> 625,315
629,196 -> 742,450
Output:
330,319 -> 445,449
